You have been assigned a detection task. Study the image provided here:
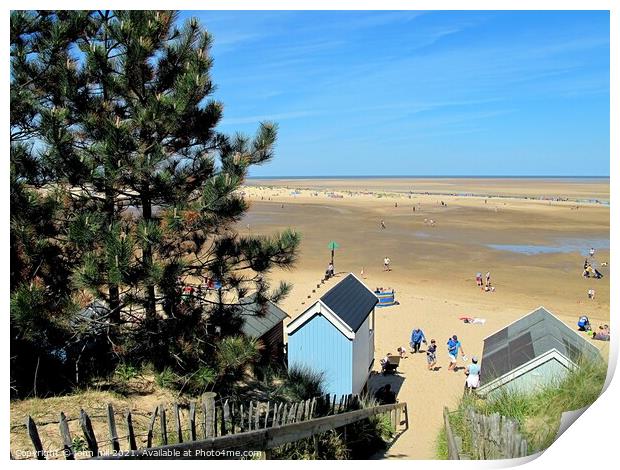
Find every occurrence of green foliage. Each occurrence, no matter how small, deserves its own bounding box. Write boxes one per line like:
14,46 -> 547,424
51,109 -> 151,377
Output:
444,358 -> 609,457
191,366 -> 217,392
435,426 -> 449,460
277,366 -> 325,402
113,363 -> 140,382
10,9 -> 301,399
272,430 -> 349,460
71,436 -> 87,453
215,336 -> 262,390
155,367 -> 179,390
272,397 -> 395,460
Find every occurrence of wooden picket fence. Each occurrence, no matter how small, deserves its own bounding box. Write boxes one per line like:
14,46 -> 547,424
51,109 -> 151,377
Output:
465,408 -> 528,459
17,393 -> 407,460
443,406 -> 528,460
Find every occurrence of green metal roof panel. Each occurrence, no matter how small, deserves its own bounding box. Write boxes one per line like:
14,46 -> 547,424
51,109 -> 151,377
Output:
481,307 -> 601,385
238,294 -> 288,339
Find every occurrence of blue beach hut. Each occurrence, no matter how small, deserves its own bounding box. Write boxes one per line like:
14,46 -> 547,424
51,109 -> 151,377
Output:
286,274 -> 378,396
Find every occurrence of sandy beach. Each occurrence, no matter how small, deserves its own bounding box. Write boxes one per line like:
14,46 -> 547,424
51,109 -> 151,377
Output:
238,177 -> 610,459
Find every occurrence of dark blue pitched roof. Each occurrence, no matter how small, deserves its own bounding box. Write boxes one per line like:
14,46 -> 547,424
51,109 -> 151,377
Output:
320,274 -> 378,332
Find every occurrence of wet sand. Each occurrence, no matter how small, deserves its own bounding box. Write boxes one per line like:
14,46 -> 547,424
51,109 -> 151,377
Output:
238,178 -> 610,459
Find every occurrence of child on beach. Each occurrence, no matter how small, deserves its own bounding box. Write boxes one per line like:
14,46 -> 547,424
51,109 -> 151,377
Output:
384,257 -> 391,271
427,340 -> 437,371
397,346 -> 407,358
380,353 -> 391,373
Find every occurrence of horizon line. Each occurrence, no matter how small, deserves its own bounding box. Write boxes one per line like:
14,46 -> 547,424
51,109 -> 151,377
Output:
246,174 -> 610,179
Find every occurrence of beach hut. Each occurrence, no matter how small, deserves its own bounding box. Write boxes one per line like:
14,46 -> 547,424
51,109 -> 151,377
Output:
477,306 -> 602,397
239,294 -> 289,360
286,274 -> 378,396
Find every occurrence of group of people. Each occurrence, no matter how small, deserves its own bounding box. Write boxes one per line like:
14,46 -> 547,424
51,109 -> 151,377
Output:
593,324 -> 610,341
408,329 -> 474,375
578,315 -> 610,341
475,271 -> 494,292
582,259 -> 603,279
577,315 -> 610,341
380,328 -> 481,392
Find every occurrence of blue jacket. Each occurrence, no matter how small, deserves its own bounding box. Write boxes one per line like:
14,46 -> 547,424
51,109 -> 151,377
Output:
411,329 -> 426,344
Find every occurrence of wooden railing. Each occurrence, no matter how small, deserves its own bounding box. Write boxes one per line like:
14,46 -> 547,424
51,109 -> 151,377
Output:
95,402 -> 409,459
16,393 -> 408,460
443,407 -> 461,460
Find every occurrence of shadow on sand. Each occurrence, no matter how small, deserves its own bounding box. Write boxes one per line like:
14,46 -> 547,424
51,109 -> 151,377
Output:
367,371 -> 406,398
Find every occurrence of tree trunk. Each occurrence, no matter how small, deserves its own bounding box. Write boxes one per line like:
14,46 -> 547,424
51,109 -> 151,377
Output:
141,188 -> 157,319
105,187 -> 121,324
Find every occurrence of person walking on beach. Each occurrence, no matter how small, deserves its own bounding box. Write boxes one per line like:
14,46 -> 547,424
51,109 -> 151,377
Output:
410,328 -> 427,353
464,357 -> 481,393
475,272 -> 483,287
447,335 -> 465,372
380,219 -> 386,229
485,271 -> 491,288
384,256 -> 391,271
589,247 -> 596,257
427,339 -> 437,371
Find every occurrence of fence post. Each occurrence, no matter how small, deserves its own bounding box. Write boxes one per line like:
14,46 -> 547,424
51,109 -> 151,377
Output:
296,401 -> 304,422
107,403 -> 120,453
239,404 -> 245,432
254,401 -> 261,429
26,416 -> 45,460
189,402 -> 197,441
222,400 -> 230,436
79,409 -> 99,457
202,392 -> 216,438
173,403 -> 183,443
248,402 -> 254,431
280,404 -> 288,426
125,412 -> 137,451
59,412 -> 74,460
404,404 -> 409,430
443,407 -> 460,460
146,406 -> 159,448
264,402 -> 270,429
159,404 -> 168,445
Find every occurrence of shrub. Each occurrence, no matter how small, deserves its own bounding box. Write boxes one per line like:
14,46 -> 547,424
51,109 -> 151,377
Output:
155,367 -> 179,390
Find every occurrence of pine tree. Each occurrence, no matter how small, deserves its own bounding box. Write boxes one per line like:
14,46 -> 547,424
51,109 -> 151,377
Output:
11,10 -> 301,386
10,11 -> 98,395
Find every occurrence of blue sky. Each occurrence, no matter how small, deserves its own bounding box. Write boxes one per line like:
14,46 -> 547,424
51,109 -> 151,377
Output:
179,11 -> 610,177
